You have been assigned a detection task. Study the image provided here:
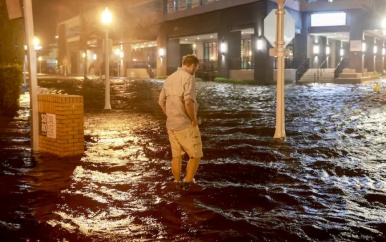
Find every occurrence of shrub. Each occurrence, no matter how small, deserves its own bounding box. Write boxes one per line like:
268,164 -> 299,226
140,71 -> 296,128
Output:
154,76 -> 167,80
0,64 -> 23,115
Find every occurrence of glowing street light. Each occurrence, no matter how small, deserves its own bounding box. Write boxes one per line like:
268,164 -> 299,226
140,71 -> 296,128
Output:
33,36 -> 39,45
33,36 -> 41,50
101,7 -> 112,109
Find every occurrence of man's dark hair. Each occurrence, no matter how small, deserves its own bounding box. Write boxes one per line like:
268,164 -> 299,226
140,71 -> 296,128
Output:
182,54 -> 199,67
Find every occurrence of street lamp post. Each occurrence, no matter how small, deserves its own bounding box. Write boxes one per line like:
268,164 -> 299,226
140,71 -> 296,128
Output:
102,7 -> 112,109
38,56 -> 42,73
115,49 -> 124,77
23,45 -> 27,87
119,51 -> 124,77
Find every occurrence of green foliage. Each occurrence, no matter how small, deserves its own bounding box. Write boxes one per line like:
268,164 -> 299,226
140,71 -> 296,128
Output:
0,0 -> 27,115
154,76 -> 168,80
214,77 -> 256,85
0,0 -> 25,65
0,64 -> 23,114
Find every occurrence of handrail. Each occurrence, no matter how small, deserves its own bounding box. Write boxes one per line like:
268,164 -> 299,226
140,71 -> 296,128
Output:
295,58 -> 310,83
316,58 -> 328,82
334,58 -> 347,78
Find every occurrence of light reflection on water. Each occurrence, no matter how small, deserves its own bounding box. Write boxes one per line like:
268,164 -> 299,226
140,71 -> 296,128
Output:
1,79 -> 386,241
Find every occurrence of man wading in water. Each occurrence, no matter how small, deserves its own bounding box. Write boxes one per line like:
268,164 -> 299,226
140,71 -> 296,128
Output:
158,54 -> 203,190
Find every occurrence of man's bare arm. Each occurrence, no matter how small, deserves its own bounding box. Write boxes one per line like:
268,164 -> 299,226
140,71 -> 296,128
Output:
160,103 -> 166,115
184,99 -> 197,126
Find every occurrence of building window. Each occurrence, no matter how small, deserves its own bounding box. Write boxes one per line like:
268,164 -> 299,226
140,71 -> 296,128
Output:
178,0 -> 187,10
167,0 -> 205,13
206,0 -> 221,4
204,42 -> 218,61
190,0 -> 201,8
241,39 -> 253,69
311,12 -> 346,27
200,41 -> 218,80
167,0 -> 176,13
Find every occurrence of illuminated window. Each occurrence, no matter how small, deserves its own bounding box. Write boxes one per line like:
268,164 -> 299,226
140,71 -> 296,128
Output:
167,0 -> 211,12
326,46 -> 330,55
313,45 -> 320,55
204,42 -> 218,61
206,0 -> 221,4
167,0 -> 176,13
190,0 -> 201,8
311,12 -> 346,27
178,0 -> 187,11
340,48 -> 344,56
362,42 -> 366,52
241,39 -> 253,69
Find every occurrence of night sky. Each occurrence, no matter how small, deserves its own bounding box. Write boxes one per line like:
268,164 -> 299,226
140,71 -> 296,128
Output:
32,0 -> 80,47
32,0 -> 119,48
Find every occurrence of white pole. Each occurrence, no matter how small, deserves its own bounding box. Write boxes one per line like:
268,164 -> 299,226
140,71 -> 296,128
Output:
273,0 -> 286,139
117,61 -> 120,77
104,30 -> 111,109
23,0 -> 39,151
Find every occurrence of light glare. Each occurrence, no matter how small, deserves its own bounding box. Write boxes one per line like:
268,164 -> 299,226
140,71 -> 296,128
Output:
313,45 -> 320,55
362,42 -> 366,52
311,12 -> 346,27
102,7 -> 112,25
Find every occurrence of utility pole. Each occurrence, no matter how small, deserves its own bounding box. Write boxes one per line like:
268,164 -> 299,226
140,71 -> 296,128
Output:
23,0 -> 39,151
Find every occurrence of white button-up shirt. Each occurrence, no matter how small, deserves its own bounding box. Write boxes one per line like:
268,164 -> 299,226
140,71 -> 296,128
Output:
158,68 -> 198,131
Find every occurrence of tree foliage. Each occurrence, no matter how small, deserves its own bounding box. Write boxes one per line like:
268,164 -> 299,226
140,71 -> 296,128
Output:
0,0 -> 24,114
0,64 -> 23,114
0,0 -> 25,65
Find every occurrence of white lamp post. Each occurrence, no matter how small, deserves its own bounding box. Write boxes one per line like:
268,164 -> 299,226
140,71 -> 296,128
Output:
119,51 -> 124,77
102,7 -> 112,109
114,48 -> 123,77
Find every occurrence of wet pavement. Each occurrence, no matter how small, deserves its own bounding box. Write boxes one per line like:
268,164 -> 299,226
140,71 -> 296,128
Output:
1,77 -> 386,241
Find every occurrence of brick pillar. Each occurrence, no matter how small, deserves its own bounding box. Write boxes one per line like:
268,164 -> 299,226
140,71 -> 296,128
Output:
38,94 -> 84,157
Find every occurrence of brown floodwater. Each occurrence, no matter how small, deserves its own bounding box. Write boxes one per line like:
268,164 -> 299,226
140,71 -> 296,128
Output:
1,77 -> 386,241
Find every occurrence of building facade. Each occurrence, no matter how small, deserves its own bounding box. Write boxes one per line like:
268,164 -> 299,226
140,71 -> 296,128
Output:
56,0 -> 386,83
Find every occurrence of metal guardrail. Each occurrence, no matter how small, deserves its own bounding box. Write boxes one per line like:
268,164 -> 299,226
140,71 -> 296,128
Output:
316,58 -> 328,82
334,58 -> 347,78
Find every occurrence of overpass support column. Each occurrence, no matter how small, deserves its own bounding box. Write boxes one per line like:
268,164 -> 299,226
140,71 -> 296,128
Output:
348,10 -> 364,73
364,35 -> 375,73
157,30 -> 167,77
375,38 -> 383,74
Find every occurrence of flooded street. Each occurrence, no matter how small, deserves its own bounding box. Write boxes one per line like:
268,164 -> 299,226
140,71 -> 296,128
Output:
1,78 -> 386,241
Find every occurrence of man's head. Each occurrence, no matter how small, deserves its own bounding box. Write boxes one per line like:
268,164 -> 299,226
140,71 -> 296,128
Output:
182,54 -> 199,75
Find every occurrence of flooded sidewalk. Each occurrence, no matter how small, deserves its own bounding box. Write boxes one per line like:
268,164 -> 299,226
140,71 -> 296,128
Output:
1,78 -> 386,241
